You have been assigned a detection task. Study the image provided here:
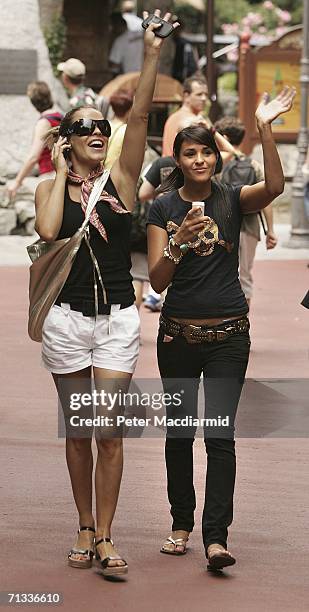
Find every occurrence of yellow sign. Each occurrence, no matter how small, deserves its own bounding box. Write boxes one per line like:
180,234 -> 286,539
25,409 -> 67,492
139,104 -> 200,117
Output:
256,60 -> 305,132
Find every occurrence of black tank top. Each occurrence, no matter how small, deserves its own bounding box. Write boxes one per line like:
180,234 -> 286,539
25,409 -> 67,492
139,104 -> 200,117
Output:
56,177 -> 135,311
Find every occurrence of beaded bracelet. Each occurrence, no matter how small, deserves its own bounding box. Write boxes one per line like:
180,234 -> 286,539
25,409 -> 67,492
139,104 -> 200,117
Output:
163,238 -> 183,264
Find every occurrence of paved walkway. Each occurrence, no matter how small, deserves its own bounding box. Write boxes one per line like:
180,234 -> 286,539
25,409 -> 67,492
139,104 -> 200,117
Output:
0,225 -> 309,611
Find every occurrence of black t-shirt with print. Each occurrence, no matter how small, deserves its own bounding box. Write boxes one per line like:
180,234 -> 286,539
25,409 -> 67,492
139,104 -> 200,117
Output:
147,183 -> 249,319
145,156 -> 176,188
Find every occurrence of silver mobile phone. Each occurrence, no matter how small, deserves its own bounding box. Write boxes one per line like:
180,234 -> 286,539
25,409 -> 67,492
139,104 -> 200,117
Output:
192,201 -> 205,216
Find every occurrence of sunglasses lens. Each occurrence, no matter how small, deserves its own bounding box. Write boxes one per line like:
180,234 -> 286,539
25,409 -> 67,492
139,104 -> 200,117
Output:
73,119 -> 95,136
69,119 -> 111,138
98,120 -> 111,137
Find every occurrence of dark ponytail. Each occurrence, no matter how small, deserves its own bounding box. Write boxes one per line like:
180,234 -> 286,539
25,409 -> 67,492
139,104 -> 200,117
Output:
211,180 -> 233,244
155,166 -> 184,196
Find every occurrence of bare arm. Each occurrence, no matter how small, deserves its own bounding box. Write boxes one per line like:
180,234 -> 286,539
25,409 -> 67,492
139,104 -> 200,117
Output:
263,203 -> 278,249
147,225 -> 173,293
138,178 -> 156,202
213,130 -> 237,163
203,117 -> 236,162
240,87 -> 296,214
111,11 -> 178,211
148,208 -> 209,293
263,204 -> 274,232
8,119 -> 49,200
35,136 -> 71,241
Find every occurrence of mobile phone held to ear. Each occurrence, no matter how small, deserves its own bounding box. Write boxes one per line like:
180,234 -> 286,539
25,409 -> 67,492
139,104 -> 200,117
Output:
142,14 -> 174,38
63,147 -> 71,161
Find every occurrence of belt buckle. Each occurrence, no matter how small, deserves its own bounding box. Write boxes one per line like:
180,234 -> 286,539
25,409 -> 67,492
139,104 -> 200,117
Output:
238,318 -> 248,332
205,329 -> 215,342
216,329 -> 228,341
183,325 -> 202,344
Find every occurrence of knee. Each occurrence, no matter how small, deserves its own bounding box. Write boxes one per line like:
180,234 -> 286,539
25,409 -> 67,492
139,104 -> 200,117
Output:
96,437 -> 123,458
66,437 -> 92,454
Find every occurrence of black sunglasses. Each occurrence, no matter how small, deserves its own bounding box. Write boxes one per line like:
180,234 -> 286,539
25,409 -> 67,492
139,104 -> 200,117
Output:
66,118 -> 111,138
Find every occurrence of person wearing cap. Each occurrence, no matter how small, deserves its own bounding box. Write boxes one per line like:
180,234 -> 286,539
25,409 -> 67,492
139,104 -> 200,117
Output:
57,58 -> 97,109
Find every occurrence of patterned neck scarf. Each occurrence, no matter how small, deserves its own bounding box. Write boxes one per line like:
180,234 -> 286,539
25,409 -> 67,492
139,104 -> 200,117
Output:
67,164 -> 129,242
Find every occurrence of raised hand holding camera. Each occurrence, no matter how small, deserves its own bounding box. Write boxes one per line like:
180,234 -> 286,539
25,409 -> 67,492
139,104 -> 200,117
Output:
142,13 -> 174,38
142,9 -> 179,53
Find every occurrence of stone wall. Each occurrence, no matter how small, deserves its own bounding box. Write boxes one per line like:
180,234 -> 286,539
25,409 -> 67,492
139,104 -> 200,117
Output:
0,0 -> 69,232
38,0 -> 63,31
0,0 -> 68,178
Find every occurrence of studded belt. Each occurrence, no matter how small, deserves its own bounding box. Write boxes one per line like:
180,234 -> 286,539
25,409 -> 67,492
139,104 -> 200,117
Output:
159,314 -> 250,344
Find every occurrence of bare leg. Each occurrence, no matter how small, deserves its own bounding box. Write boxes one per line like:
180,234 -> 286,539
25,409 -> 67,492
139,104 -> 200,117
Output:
93,367 -> 132,568
53,366 -> 95,561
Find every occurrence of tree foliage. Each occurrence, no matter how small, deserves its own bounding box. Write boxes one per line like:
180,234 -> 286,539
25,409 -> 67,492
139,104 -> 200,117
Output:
44,15 -> 67,76
174,0 -> 302,34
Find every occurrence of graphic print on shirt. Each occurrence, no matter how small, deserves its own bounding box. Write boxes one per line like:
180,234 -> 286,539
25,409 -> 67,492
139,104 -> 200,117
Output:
166,216 -> 233,256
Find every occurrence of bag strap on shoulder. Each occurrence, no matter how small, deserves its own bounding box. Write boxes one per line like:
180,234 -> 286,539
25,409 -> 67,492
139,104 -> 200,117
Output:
80,169 -> 111,309
81,169 -> 110,229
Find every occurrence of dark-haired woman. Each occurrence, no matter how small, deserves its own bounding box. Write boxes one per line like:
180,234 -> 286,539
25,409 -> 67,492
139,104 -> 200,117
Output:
34,11 -> 178,578
147,87 -> 295,570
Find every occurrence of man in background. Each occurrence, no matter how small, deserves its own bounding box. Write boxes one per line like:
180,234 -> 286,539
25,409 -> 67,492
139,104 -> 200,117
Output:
57,58 -> 97,108
162,76 -> 209,156
109,12 -> 143,76
215,116 -> 278,308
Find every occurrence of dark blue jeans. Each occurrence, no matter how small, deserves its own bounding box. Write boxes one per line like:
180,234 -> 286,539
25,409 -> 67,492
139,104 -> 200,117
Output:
157,323 -> 250,553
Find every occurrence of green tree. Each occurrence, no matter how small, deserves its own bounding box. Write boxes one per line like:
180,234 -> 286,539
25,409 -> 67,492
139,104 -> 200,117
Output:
44,14 -> 66,76
215,0 -> 252,32
239,0 -> 301,24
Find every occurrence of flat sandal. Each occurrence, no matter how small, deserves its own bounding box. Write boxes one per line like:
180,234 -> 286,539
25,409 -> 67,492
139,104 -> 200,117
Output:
207,545 -> 236,570
95,537 -> 128,577
68,526 -> 95,569
160,535 -> 189,556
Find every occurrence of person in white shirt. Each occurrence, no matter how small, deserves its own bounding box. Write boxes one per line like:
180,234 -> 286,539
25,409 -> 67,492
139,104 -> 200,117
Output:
109,13 -> 143,76
121,0 -> 143,31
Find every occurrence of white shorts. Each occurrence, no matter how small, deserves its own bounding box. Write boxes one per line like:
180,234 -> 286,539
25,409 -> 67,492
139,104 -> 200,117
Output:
42,303 -> 140,375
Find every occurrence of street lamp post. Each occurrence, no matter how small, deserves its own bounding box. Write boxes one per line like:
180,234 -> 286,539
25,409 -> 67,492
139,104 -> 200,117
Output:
288,0 -> 309,248
205,0 -> 220,121
205,0 -> 214,98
